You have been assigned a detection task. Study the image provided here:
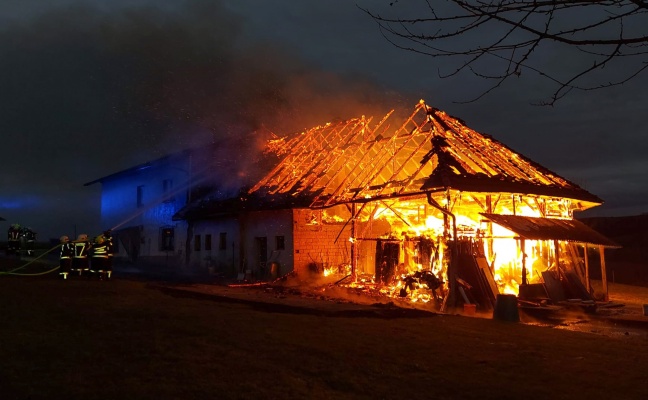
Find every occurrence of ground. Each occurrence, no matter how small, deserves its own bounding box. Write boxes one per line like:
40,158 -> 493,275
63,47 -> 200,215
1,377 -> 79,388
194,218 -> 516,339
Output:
1,255 -> 648,399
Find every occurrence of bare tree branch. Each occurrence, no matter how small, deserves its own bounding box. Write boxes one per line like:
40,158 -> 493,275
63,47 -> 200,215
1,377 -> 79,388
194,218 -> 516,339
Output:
361,0 -> 648,104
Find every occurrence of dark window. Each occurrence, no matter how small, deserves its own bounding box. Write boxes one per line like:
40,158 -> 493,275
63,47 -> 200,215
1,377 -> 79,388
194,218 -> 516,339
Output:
160,227 -> 174,251
194,234 -> 201,251
276,235 -> 285,250
205,234 -> 212,251
219,232 -> 227,250
137,185 -> 144,208
163,179 -> 174,203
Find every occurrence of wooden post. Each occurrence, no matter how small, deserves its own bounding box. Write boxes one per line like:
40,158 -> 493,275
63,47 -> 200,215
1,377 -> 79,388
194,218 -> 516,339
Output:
442,194 -> 449,239
599,245 -> 608,301
553,240 -> 560,270
584,244 -> 590,292
520,238 -> 527,285
427,192 -> 457,312
486,195 -> 493,263
351,203 -> 357,281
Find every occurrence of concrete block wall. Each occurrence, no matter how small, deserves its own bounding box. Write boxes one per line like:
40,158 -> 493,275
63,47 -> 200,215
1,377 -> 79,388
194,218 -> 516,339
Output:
292,209 -> 351,274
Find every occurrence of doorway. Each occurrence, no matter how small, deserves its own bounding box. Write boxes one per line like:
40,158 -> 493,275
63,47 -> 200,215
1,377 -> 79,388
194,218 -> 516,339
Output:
254,237 -> 268,279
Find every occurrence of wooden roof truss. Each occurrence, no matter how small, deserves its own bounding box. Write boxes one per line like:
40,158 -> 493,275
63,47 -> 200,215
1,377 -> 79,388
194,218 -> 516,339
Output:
249,100 -> 597,209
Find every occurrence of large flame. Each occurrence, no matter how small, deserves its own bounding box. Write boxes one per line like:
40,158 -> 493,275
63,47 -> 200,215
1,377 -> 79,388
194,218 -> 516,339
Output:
311,192 -> 581,310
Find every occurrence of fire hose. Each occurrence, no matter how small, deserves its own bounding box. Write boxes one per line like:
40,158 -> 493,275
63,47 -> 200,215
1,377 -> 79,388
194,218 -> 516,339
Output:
0,244 -> 61,276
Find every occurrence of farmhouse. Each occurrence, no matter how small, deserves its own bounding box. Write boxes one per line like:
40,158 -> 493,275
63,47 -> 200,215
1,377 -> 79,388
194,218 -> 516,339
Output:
88,100 -> 618,311
83,136 -> 270,269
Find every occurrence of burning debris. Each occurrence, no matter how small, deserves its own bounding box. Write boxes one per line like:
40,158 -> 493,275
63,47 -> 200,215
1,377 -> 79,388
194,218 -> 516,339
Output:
397,270 -> 444,302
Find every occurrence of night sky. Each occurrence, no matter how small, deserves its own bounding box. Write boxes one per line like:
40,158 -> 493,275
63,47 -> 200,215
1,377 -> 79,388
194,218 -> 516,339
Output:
1,0 -> 647,240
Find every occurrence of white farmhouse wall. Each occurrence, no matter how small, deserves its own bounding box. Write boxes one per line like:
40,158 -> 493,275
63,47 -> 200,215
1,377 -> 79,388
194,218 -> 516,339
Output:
191,217 -> 240,275
240,210 -> 294,279
95,155 -> 192,264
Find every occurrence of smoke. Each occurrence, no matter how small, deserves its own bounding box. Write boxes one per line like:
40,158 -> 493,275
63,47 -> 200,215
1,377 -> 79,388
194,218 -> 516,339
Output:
0,0 -> 410,237
0,1 -> 402,181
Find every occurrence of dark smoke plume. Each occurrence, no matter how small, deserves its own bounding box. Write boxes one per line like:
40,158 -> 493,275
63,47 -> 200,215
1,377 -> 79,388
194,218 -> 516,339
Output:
1,0 -> 401,184
0,0 -> 406,237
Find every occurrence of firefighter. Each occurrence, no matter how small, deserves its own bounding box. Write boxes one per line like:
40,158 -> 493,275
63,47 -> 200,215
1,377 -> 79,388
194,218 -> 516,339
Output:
103,230 -> 114,280
7,224 -> 22,256
72,234 -> 92,276
91,234 -> 109,280
22,227 -> 37,256
59,236 -> 74,279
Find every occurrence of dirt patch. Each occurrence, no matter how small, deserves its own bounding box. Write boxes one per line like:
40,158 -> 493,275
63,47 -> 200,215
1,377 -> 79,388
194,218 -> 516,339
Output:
156,275 -> 648,340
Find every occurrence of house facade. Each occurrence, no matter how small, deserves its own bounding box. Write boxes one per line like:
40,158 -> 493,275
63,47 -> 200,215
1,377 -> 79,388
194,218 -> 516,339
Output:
85,136 -> 276,272
187,210 -> 293,278
84,148 -> 202,268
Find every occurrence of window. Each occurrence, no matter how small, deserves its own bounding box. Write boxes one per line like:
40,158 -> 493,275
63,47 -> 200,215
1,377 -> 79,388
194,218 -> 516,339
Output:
219,232 -> 227,250
160,227 -> 174,251
137,185 -> 144,208
194,234 -> 201,251
275,235 -> 285,250
162,179 -> 174,203
205,234 -> 212,251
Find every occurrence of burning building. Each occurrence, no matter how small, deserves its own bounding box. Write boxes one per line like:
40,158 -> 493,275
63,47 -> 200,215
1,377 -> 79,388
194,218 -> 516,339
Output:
174,100 -> 618,311
84,100 -> 619,312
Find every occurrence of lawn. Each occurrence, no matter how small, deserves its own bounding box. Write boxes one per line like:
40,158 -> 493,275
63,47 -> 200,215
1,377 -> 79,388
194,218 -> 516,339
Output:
1,262 -> 647,400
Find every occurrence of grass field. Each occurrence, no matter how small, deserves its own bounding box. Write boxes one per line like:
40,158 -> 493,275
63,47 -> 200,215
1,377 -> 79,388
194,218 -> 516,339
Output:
1,260 -> 648,400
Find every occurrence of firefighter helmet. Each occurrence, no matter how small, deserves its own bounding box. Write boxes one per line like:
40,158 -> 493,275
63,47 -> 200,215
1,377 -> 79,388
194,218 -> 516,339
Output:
94,235 -> 105,245
77,234 -> 88,241
60,235 -> 69,243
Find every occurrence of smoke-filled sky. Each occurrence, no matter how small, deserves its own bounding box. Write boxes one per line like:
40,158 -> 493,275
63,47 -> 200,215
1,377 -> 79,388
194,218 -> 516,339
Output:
1,0 -> 647,240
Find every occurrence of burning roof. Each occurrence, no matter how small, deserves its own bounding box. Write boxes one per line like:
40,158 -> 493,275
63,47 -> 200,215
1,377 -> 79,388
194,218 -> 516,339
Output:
249,100 -> 602,209
481,213 -> 619,247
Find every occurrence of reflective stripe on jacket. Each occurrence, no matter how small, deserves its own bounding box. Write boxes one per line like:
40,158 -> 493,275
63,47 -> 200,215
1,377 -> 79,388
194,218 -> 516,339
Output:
60,243 -> 74,259
73,241 -> 91,258
92,243 -> 109,258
